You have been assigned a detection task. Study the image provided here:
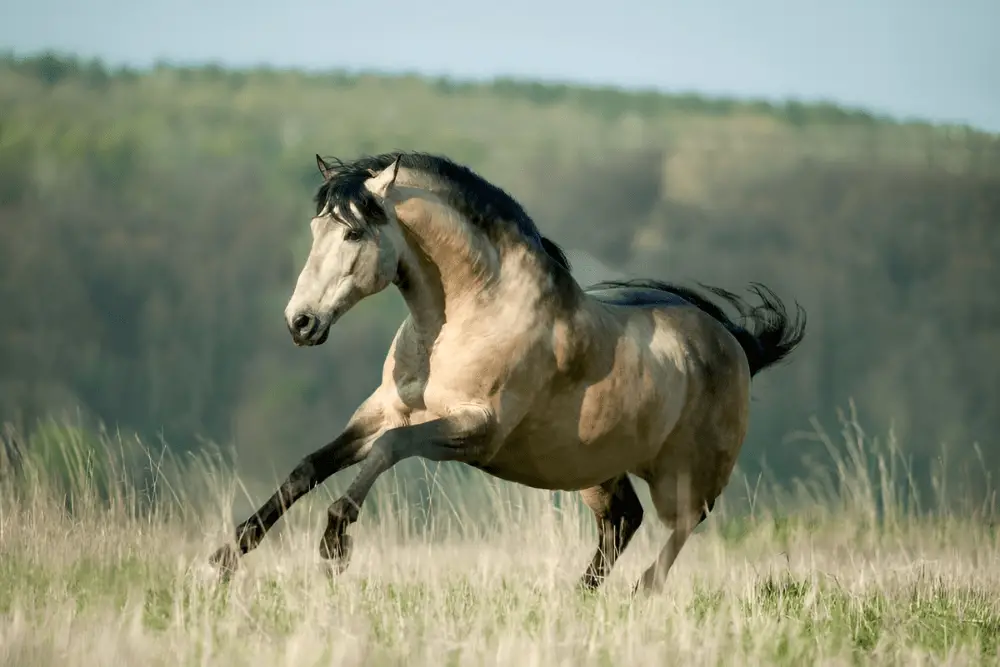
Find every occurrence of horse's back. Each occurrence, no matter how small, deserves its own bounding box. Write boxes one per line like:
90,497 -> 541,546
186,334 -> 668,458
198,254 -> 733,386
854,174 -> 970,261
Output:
586,284 -> 750,381
586,284 -> 693,309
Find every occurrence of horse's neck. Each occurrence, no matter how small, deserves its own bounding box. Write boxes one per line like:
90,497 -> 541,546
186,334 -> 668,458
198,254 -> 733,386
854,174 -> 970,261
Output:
393,199 -> 497,341
394,241 -> 447,341
393,198 -> 562,346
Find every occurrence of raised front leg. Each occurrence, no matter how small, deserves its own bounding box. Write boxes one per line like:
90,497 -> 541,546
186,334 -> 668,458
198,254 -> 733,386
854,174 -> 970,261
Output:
579,474 -> 645,590
318,405 -> 494,572
209,401 -> 384,577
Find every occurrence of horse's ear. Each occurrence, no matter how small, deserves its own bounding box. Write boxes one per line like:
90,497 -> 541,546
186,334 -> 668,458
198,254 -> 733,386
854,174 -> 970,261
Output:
316,154 -> 337,181
364,156 -> 401,199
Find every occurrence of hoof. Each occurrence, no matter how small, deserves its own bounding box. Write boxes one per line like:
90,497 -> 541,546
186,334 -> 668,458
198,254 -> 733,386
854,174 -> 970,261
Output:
318,530 -> 353,574
209,543 -> 240,579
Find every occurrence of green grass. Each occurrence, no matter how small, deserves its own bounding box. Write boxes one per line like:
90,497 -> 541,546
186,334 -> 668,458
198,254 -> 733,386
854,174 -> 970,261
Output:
1,417 -> 999,665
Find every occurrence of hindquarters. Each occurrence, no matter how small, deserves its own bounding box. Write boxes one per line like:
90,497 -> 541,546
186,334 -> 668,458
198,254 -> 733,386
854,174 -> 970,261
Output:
589,279 -> 805,523
620,306 -> 754,592
638,306 -> 753,529
580,281 -> 804,592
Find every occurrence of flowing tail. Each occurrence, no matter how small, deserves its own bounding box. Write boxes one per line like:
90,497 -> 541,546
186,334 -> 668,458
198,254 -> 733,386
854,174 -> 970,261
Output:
699,282 -> 808,377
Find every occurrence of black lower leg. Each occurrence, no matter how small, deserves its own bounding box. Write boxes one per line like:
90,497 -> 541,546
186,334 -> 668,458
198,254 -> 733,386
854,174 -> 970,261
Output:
317,448 -> 394,569
314,412 -> 492,574
580,475 -> 644,590
318,498 -> 359,570
231,457 -> 322,554
211,426 -> 369,570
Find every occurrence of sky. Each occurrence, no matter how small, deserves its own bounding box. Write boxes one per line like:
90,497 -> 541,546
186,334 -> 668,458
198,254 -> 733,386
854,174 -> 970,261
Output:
2,0 -> 998,131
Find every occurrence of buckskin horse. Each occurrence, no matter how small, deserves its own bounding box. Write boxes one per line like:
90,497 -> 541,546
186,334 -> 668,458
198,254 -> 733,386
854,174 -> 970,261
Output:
210,151 -> 806,593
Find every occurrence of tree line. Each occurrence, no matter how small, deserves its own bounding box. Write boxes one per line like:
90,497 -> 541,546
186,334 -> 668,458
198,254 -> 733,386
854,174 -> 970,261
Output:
1,53 -> 998,504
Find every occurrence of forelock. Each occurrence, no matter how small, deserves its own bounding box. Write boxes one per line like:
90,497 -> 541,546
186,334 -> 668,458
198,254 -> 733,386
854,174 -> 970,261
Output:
314,173 -> 388,230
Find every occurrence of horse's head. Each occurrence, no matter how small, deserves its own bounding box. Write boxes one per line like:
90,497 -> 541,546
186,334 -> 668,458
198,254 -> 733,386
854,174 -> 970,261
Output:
284,154 -> 405,347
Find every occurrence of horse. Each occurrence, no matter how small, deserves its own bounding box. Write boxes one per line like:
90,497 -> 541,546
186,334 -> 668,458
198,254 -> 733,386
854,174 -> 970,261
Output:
210,151 -> 806,593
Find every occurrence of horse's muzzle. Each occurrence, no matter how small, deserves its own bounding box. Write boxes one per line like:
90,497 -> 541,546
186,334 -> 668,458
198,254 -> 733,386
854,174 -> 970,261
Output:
288,311 -> 330,347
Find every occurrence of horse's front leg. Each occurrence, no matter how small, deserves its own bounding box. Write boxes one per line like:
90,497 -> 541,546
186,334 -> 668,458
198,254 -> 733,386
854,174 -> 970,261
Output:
319,405 -> 494,572
209,399 -> 384,577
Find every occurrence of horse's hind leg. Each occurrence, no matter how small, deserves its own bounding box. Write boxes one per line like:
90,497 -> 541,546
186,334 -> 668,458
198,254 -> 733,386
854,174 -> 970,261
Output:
635,517 -> 697,593
635,470 -> 711,594
579,474 -> 645,590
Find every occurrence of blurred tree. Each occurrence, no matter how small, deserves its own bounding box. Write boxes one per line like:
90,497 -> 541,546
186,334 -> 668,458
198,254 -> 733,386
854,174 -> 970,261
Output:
0,53 -> 997,503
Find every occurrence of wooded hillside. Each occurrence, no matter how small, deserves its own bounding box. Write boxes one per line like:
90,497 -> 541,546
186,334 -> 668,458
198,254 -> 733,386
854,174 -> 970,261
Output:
2,53 -> 998,498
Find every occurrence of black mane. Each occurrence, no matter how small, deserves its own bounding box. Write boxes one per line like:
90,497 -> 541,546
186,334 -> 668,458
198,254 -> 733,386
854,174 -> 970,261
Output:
314,151 -> 573,274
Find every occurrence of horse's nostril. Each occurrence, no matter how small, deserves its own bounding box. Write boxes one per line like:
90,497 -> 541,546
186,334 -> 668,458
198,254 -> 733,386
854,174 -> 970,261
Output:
292,313 -> 315,335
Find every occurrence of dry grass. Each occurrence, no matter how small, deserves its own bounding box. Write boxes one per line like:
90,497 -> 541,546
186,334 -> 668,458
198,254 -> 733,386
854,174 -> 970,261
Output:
1,414 -> 999,666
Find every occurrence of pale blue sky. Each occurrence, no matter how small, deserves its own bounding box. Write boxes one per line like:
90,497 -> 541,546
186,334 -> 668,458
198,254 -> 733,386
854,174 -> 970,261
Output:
2,0 -> 997,131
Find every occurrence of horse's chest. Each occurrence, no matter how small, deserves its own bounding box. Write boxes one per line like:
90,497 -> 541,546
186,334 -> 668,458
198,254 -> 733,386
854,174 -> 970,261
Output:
385,354 -> 494,417
391,375 -> 426,411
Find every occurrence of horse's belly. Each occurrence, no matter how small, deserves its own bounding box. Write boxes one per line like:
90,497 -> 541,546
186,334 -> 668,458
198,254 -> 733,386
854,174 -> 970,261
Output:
479,409 -> 665,491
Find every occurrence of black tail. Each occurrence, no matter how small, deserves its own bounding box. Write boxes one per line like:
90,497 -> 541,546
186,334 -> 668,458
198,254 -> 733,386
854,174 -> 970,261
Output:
588,279 -> 807,377
700,282 -> 807,377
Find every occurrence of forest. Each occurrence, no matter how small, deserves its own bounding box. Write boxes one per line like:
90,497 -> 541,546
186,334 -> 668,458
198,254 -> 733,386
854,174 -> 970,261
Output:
1,52 -> 998,504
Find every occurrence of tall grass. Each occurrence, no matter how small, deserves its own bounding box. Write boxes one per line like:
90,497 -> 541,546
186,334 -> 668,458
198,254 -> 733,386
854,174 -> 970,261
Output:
1,408 -> 998,666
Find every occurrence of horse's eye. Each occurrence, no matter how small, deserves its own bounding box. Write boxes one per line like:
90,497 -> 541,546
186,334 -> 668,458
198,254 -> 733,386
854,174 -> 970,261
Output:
344,228 -> 364,242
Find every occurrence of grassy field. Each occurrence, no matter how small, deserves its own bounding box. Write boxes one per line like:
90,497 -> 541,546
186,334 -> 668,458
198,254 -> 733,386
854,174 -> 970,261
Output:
1,416 -> 999,666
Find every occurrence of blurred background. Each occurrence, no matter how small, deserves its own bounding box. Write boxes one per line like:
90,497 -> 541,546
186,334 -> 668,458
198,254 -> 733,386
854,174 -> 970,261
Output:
1,0 -> 998,509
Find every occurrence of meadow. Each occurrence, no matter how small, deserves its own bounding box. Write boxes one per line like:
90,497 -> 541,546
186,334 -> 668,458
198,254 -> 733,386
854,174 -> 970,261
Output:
2,412 -> 998,666
2,53 -> 999,665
